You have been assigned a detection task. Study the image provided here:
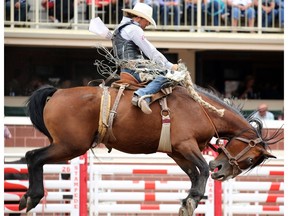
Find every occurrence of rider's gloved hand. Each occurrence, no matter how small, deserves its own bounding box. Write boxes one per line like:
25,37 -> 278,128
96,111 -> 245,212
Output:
171,64 -> 178,71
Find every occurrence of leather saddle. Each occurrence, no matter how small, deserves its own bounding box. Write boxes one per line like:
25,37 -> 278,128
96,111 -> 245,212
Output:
111,72 -> 173,103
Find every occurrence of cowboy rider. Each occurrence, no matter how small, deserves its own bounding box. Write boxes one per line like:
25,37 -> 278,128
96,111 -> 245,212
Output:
112,2 -> 179,115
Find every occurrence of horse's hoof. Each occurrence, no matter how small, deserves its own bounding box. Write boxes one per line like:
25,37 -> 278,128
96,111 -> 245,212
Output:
178,206 -> 188,216
187,198 -> 196,216
19,195 -> 27,211
26,197 -> 36,213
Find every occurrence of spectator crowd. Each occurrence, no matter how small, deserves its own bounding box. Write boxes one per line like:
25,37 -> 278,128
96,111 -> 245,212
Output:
4,0 -> 284,31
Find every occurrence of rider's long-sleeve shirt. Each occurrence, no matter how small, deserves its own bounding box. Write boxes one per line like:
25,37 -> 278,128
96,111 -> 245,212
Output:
117,17 -> 174,70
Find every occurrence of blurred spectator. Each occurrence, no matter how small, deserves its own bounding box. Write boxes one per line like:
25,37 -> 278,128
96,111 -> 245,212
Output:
6,70 -> 29,96
111,0 -> 129,24
151,0 -> 161,24
30,77 -> 47,89
253,103 -> 275,121
60,79 -> 74,88
236,75 -> 259,99
85,0 -> 111,22
185,0 -> 197,27
254,0 -> 276,27
6,77 -> 21,96
185,0 -> 205,31
159,0 -> 182,26
260,82 -> 282,99
275,0 -> 284,28
132,0 -> 151,6
44,0 -> 75,23
82,76 -> 92,86
132,0 -> 160,24
229,0 -> 255,32
4,126 -> 12,139
5,0 -> 30,22
58,0 -> 75,23
41,0 -> 58,23
277,107 -> 284,120
204,0 -> 230,28
24,77 -> 48,95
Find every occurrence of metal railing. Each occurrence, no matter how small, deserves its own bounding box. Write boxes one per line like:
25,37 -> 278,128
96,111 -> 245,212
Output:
4,0 -> 284,33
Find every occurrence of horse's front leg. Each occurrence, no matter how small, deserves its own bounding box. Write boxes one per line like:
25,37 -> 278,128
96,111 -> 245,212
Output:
169,150 -> 209,215
185,164 -> 209,216
19,147 -> 47,212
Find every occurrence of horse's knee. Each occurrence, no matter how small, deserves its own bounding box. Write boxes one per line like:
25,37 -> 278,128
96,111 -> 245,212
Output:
25,150 -> 36,163
199,163 -> 210,178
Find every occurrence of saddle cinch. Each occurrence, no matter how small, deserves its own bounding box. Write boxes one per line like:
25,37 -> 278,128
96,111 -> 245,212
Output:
97,72 -> 174,153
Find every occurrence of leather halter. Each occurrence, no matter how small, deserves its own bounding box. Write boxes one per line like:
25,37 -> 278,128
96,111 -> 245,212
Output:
200,105 -> 263,177
217,137 -> 263,177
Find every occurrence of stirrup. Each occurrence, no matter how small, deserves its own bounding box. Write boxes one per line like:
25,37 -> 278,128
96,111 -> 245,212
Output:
131,94 -> 151,106
131,95 -> 139,106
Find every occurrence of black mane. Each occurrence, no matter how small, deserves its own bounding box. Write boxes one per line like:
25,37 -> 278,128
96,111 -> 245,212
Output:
194,85 -> 245,117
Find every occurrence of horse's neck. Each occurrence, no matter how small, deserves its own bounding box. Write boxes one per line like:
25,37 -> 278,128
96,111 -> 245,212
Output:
215,110 -> 248,137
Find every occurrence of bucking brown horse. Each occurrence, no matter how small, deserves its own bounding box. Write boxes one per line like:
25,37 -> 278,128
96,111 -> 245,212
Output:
20,84 -> 280,215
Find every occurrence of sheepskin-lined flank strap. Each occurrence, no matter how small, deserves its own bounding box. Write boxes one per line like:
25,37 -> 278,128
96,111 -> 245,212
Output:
158,97 -> 172,153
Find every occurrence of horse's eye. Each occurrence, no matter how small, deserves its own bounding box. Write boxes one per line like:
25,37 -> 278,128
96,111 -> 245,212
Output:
248,158 -> 253,165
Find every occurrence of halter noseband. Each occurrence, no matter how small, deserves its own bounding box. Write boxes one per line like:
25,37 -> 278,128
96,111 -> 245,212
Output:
217,137 -> 263,177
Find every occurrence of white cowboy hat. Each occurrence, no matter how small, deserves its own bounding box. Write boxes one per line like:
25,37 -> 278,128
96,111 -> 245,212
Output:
122,3 -> 156,28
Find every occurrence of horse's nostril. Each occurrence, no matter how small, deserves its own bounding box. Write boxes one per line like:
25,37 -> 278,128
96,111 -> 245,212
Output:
209,160 -> 216,170
209,160 -> 222,172
217,164 -> 222,171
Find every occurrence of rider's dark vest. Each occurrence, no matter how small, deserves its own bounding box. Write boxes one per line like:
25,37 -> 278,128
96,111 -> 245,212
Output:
112,21 -> 145,60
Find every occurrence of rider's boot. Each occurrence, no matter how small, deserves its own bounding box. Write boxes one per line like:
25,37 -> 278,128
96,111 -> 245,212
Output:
132,94 -> 152,115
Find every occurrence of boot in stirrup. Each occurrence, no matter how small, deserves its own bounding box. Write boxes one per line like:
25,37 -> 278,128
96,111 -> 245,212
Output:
131,95 -> 152,115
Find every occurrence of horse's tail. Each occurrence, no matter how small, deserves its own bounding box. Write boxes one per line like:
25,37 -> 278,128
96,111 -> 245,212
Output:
26,85 -> 57,139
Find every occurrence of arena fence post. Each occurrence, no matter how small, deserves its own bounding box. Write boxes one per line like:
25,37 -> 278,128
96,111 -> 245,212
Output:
214,180 -> 222,215
70,157 -> 81,215
80,152 -> 88,215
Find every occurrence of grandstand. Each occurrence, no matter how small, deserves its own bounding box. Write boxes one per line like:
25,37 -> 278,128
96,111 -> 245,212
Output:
4,0 -> 284,113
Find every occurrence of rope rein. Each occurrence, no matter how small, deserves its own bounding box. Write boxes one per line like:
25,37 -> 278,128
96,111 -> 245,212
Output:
179,63 -> 225,117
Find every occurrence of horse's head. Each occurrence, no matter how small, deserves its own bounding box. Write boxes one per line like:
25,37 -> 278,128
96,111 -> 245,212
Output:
209,119 -> 278,181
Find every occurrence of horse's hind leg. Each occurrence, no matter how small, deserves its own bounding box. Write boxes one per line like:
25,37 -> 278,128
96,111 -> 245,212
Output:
19,146 -> 48,211
169,149 -> 209,215
19,142 -> 86,212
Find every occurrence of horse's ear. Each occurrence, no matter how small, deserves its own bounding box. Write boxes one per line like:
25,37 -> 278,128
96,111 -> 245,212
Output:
263,150 -> 276,159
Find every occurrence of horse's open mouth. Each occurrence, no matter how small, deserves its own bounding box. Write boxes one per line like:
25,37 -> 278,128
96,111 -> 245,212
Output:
211,170 -> 225,181
209,161 -> 227,181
